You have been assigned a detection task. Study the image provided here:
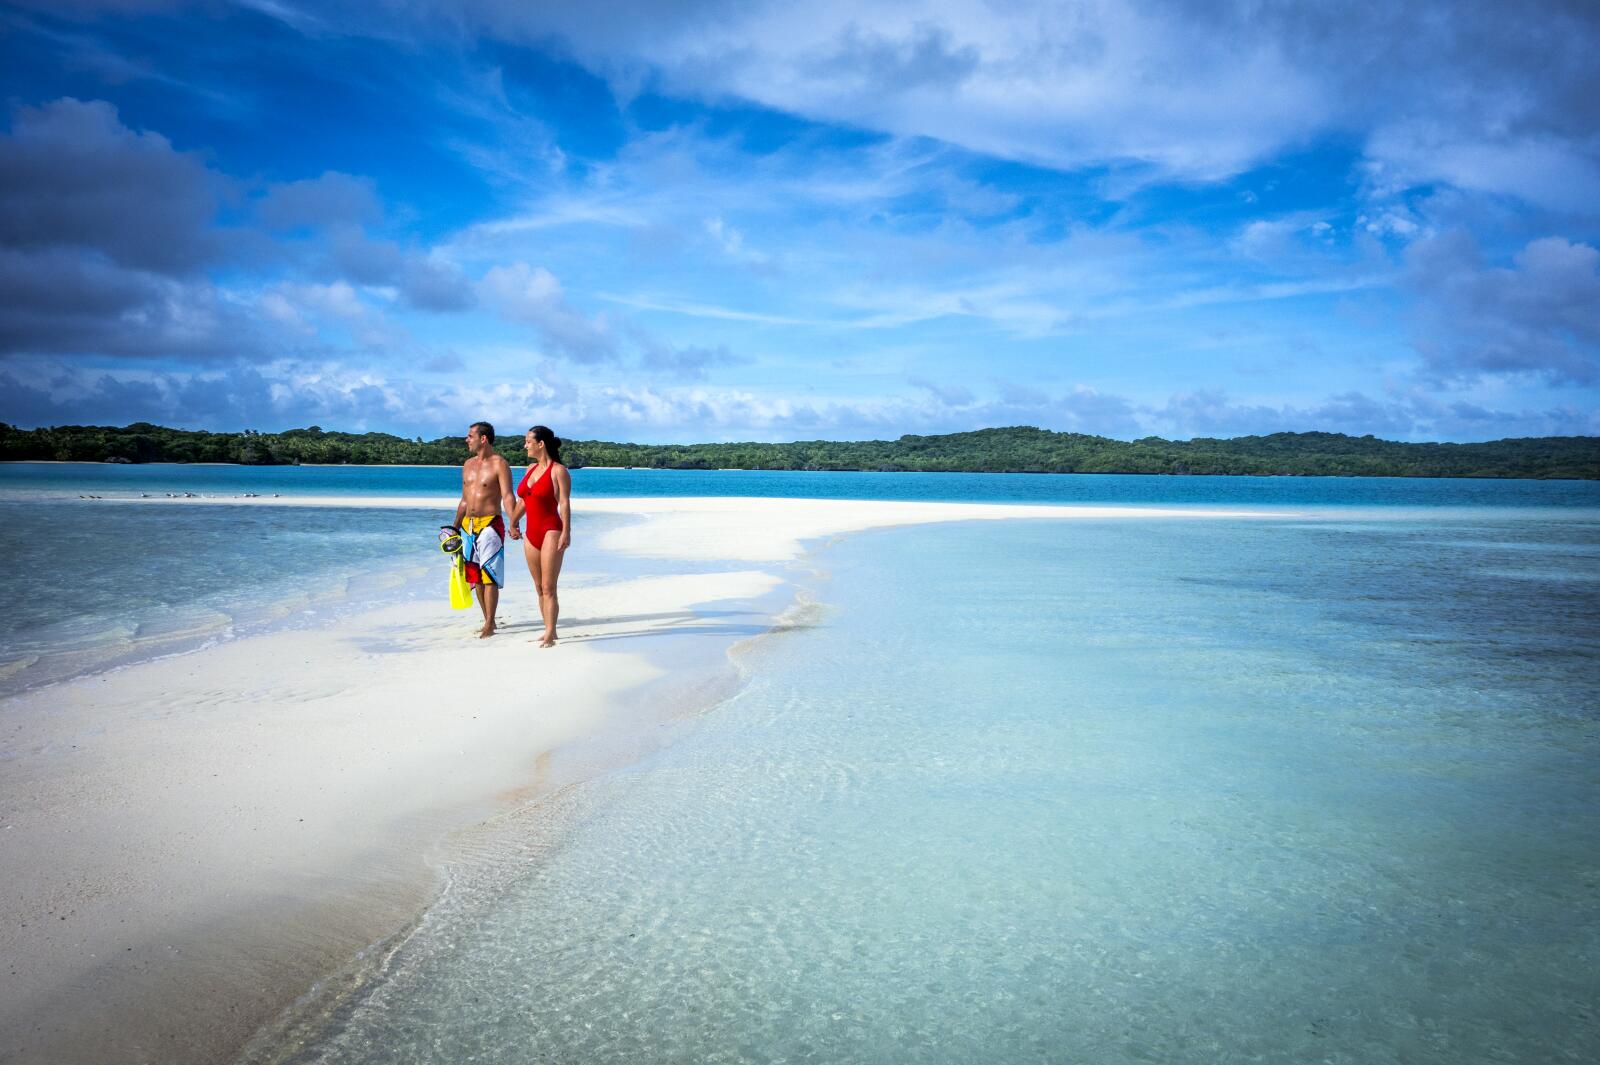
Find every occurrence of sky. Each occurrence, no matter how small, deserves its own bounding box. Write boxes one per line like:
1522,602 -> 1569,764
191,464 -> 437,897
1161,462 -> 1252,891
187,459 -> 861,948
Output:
1,0 -> 1597,443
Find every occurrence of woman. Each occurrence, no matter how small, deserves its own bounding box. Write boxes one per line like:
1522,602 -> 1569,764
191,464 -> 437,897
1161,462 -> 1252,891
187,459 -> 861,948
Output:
508,425 -> 571,647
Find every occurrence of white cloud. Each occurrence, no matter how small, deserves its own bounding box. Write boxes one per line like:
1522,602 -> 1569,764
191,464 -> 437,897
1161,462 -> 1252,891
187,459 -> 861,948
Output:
704,217 -> 743,256
6,353 -> 1595,442
1150,386 -> 1599,442
478,262 -> 618,362
1365,122 -> 1600,218
353,0 -> 1600,214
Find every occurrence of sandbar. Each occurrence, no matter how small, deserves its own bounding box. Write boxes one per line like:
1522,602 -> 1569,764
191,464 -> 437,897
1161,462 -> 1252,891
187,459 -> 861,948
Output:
0,496 -> 1278,1063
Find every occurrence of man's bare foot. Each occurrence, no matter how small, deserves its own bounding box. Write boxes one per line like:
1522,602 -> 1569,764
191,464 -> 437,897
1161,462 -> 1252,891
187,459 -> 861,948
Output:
479,623 -> 496,639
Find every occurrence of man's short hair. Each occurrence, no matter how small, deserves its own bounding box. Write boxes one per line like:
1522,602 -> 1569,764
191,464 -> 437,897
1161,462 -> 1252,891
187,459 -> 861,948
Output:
471,421 -> 495,444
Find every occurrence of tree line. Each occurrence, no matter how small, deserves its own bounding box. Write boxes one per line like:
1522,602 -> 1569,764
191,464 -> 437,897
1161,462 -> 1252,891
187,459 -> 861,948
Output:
1,422 -> 1595,478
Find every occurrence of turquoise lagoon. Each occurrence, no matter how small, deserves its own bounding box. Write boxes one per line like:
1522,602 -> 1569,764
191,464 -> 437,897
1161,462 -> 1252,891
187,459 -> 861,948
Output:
2,463 -> 1593,699
3,460 -> 1597,508
6,462 -> 1591,699
2,465 -> 1597,1061
273,510 -> 1598,1063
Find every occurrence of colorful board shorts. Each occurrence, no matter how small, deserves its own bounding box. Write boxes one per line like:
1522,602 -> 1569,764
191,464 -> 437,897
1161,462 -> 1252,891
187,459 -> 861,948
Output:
460,514 -> 505,587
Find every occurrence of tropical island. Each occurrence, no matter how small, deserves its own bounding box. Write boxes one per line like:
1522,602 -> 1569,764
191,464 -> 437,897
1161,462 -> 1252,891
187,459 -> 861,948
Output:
1,421 -> 1595,479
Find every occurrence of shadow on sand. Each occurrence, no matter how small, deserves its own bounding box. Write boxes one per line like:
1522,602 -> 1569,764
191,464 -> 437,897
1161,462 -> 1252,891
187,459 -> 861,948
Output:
350,608 -> 805,654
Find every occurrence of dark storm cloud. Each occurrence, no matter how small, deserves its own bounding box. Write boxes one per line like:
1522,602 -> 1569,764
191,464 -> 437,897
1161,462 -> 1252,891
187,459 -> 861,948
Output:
0,363 -> 435,433
0,369 -> 166,427
0,365 -> 297,431
0,247 -> 272,359
1406,232 -> 1600,385
0,98 -> 278,359
0,98 -> 226,275
257,172 -> 383,232
0,96 -> 478,360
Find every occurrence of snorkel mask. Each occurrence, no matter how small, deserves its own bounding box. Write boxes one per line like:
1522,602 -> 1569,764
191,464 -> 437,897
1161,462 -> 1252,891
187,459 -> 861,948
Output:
438,525 -> 463,555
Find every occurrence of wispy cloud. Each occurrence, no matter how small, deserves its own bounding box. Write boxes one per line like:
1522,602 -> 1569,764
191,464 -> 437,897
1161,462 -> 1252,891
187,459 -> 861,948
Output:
596,293 -> 834,328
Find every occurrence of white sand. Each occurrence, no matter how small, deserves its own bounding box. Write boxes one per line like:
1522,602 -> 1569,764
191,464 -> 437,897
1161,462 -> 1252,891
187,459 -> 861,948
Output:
0,496 -> 1277,1063
578,496 -> 1278,561
0,565 -> 778,1063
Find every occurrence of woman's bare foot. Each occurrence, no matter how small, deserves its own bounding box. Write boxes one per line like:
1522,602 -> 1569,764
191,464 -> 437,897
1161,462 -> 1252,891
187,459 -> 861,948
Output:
538,631 -> 557,647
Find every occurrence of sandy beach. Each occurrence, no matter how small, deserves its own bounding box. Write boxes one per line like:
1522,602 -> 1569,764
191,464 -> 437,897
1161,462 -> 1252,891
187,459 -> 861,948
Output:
0,497 -> 1275,1064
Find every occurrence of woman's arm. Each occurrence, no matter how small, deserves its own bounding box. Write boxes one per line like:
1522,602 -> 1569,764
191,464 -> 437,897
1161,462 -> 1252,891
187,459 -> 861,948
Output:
501,461 -> 522,540
554,464 -> 572,550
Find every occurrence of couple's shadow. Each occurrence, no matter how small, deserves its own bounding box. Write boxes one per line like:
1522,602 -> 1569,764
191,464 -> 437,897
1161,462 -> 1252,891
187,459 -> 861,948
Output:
354,608 -> 780,653
550,609 -> 774,645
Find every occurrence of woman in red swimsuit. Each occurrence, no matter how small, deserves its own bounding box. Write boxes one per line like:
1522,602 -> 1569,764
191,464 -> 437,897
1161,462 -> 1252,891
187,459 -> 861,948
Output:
508,425 -> 572,647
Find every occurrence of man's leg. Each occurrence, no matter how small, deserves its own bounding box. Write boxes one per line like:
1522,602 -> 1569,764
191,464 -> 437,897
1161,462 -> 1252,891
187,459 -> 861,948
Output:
478,582 -> 499,637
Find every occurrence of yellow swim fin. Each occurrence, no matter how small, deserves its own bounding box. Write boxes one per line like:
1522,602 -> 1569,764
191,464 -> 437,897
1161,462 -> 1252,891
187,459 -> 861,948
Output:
448,556 -> 473,609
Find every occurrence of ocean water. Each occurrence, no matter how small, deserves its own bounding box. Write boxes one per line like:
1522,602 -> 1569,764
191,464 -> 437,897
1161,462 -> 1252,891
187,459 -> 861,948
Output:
0,472 -> 626,699
3,461 -> 1598,509
0,498 -> 450,698
273,511 -> 1600,1064
6,463 -> 1593,701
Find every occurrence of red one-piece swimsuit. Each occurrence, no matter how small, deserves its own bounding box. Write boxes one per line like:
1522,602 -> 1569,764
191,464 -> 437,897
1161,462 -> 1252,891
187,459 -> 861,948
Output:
518,463 -> 565,545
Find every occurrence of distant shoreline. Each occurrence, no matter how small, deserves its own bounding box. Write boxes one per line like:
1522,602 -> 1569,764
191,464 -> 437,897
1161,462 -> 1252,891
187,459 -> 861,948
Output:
1,459 -> 1593,481
5,424 -> 1595,478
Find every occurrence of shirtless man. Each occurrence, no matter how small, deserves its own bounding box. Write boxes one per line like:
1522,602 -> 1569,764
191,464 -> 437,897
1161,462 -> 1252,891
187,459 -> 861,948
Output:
453,422 -> 516,638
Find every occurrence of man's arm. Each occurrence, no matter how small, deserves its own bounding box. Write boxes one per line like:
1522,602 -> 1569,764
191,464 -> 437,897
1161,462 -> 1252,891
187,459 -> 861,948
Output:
452,462 -> 469,527
497,458 -> 521,540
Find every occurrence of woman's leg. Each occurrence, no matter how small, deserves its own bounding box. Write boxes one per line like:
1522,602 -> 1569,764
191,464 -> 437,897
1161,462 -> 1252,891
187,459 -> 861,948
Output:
537,530 -> 566,646
522,535 -> 544,628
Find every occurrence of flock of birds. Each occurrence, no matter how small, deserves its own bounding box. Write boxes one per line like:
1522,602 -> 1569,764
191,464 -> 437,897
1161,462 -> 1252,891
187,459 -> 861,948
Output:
75,492 -> 282,499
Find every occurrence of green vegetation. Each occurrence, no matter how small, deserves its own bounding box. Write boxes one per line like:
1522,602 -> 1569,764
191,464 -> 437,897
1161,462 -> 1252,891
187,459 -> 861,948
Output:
1,422 -> 1595,478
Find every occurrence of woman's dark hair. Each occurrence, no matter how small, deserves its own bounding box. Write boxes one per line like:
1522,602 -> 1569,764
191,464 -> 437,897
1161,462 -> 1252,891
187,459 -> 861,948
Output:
529,425 -> 562,462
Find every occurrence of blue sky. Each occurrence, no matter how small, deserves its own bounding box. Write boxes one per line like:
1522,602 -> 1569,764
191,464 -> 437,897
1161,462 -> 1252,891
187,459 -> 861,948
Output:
1,1 -> 1597,442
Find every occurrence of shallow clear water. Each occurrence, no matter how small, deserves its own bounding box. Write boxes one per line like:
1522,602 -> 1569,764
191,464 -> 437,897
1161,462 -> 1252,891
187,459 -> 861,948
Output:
280,512 -> 1600,1064
0,498 -> 452,698
4,461 -> 1598,508
0,491 -> 636,699
8,464 -> 1593,701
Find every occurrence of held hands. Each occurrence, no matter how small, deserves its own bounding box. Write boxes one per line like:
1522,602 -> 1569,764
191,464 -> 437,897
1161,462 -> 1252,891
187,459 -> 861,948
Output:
508,522 -> 522,541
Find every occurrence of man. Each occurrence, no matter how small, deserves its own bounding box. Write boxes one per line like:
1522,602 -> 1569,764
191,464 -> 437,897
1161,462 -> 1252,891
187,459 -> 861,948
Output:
453,421 -> 515,638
